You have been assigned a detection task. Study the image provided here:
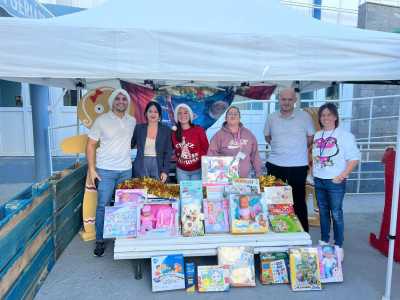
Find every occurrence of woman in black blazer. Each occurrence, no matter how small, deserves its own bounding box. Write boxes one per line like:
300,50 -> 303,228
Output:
131,101 -> 172,182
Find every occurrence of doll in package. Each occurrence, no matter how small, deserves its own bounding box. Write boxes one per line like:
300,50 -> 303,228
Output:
229,194 -> 268,234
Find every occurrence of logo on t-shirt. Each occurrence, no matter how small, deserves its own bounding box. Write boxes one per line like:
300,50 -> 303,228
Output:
227,138 -> 248,150
313,136 -> 339,168
176,137 -> 199,166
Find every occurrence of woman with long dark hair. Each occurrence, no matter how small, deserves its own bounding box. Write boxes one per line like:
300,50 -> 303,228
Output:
171,104 -> 209,182
131,101 -> 172,182
312,102 -> 360,261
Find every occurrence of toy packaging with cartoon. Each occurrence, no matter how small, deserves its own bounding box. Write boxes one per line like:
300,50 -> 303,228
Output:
201,156 -> 239,184
180,180 -> 205,237
260,252 -> 290,284
138,198 -> 179,237
318,245 -> 343,283
218,246 -> 256,287
229,194 -> 269,234
114,189 -> 146,205
203,198 -> 230,233
263,186 -> 294,204
205,183 -> 227,200
151,254 -> 185,292
103,205 -> 139,238
197,265 -> 230,292
268,204 -> 303,233
289,248 -> 322,291
228,178 -> 261,194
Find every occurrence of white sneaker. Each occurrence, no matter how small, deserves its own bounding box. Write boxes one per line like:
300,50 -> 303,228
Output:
318,240 -> 330,246
336,247 -> 344,262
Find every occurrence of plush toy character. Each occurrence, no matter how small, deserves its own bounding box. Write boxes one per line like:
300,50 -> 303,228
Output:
140,205 -> 155,233
182,204 -> 204,236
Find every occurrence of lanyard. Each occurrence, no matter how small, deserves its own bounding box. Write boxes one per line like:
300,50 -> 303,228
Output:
319,129 -> 335,157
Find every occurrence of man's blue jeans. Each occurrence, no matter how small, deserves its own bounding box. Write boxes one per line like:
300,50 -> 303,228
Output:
95,168 -> 132,241
314,177 -> 346,247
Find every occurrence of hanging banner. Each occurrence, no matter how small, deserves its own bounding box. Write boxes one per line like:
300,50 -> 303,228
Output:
121,81 -> 235,129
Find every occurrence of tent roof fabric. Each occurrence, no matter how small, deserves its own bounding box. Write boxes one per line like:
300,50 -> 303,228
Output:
0,0 -> 399,87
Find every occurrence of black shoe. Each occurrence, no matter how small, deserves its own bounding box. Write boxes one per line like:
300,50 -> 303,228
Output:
93,241 -> 105,257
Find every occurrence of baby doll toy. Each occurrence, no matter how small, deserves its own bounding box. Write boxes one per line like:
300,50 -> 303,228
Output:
140,205 -> 155,233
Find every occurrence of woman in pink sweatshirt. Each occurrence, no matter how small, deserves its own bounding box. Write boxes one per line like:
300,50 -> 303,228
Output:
208,106 -> 262,178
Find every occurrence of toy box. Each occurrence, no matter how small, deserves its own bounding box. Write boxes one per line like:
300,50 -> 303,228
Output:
205,183 -> 227,200
151,254 -> 185,292
137,198 -> 179,237
103,205 -> 138,238
263,186 -> 293,204
185,262 -> 197,292
203,198 -> 229,233
229,194 -> 268,234
114,189 -> 146,205
260,252 -> 289,284
289,248 -> 322,291
228,178 -> 260,194
180,180 -> 204,237
318,245 -> 343,283
218,246 -> 256,287
269,215 -> 303,233
201,156 -> 239,184
197,265 -> 230,292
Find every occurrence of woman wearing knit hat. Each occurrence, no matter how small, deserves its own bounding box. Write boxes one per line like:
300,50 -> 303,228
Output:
171,103 -> 209,182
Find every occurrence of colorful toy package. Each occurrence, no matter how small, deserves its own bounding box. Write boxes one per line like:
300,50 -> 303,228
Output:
318,245 -> 343,283
203,198 -> 229,233
114,189 -> 146,205
197,265 -> 230,292
151,254 -> 185,292
201,156 -> 239,184
268,204 -> 303,233
289,248 -> 322,291
103,205 -> 138,238
185,262 -> 197,292
228,178 -> 260,194
268,204 -> 295,215
263,186 -> 293,204
206,183 -> 227,200
229,194 -> 268,234
217,246 -> 256,287
137,198 -> 179,237
180,180 -> 204,237
260,252 -> 289,284
269,215 -> 303,233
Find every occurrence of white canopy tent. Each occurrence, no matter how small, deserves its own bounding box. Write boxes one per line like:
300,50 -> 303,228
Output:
0,0 -> 399,298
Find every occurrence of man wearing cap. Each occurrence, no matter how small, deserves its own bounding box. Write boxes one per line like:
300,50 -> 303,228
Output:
86,88 -> 136,256
264,88 -> 315,232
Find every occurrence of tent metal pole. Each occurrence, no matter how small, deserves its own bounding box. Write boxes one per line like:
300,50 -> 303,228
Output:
382,104 -> 400,300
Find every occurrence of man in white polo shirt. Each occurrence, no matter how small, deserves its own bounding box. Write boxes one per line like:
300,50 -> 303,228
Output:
264,88 -> 315,232
86,88 -> 136,256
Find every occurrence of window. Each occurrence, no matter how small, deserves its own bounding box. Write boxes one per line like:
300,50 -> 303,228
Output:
63,89 -> 78,106
235,102 -> 264,111
0,80 -> 22,107
326,85 -> 339,100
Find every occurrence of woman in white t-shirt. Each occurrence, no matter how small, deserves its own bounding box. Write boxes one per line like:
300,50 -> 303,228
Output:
312,103 -> 360,261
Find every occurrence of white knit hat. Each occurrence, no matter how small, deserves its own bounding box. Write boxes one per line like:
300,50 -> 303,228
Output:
108,88 -> 131,113
174,103 -> 194,123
